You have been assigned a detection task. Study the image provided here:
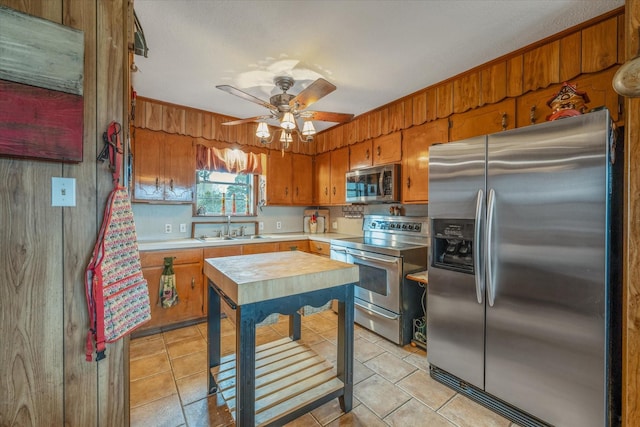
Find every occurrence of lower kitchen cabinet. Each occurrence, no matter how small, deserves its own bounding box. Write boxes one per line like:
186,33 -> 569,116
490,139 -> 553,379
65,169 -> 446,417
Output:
242,242 -> 280,255
279,240 -> 309,252
137,248 -> 204,333
309,240 -> 330,257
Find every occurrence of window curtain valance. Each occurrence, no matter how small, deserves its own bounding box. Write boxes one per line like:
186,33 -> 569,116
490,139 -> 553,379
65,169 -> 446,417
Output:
196,145 -> 263,174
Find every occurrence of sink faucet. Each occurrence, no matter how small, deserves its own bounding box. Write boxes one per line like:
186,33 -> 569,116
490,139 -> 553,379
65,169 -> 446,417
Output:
224,215 -> 231,237
239,225 -> 246,236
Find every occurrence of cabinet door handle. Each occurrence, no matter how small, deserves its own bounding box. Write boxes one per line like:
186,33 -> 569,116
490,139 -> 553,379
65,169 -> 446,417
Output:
406,177 -> 411,188
366,149 -> 370,159
501,112 -> 508,130
169,178 -> 174,191
296,187 -> 299,197
285,187 -> 288,196
529,105 -> 537,124
155,177 -> 159,190
333,186 -> 336,196
191,277 -> 195,289
324,187 -> 328,196
377,146 -> 381,156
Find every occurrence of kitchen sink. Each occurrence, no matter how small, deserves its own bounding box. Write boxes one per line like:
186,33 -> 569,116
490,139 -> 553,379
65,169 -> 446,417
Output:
197,236 -> 234,242
197,235 -> 269,242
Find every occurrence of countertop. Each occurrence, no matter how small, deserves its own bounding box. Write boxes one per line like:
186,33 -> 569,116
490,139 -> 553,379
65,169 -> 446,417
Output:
204,251 -> 359,305
137,232 -> 358,251
406,270 -> 428,284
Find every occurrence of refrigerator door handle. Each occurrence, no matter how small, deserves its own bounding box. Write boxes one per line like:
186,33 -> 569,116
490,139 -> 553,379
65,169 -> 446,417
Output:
473,189 -> 485,304
486,188 -> 496,307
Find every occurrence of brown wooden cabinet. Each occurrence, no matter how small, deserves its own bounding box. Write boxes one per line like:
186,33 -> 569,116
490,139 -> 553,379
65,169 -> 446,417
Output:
309,240 -> 330,257
267,151 -> 313,205
266,150 -> 292,205
315,151 -> 332,205
133,128 -> 195,202
242,242 -> 280,255
402,119 -> 449,203
292,153 -> 314,205
315,148 -> 349,205
330,147 -> 350,205
449,98 -> 516,142
516,67 -> 621,128
138,248 -> 204,333
278,240 -> 309,252
349,140 -> 372,170
372,132 -> 402,165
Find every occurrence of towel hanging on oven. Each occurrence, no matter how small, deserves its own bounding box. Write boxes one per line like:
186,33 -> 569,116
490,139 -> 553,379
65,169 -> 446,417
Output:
85,121 -> 151,362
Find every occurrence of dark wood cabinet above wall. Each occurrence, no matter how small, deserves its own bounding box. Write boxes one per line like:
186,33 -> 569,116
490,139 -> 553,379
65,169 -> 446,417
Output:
132,128 -> 195,203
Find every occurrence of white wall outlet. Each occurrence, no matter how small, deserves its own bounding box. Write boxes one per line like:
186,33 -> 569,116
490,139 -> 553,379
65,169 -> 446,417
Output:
179,223 -> 187,233
165,223 -> 172,233
51,177 -> 76,207
276,221 -> 282,230
332,221 -> 338,230
259,221 -> 264,231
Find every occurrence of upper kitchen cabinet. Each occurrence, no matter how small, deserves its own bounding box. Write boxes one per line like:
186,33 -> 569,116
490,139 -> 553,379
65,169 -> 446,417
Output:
372,132 -> 402,165
291,153 -> 314,205
516,67 -> 622,127
331,147 -> 350,204
266,151 -> 313,205
402,119 -> 449,203
315,151 -> 331,205
349,140 -> 372,170
133,129 -> 195,202
314,147 -> 349,205
449,98 -> 516,142
266,150 -> 292,205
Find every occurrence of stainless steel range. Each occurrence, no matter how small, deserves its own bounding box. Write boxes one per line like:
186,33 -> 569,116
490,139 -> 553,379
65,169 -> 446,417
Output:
330,215 -> 429,345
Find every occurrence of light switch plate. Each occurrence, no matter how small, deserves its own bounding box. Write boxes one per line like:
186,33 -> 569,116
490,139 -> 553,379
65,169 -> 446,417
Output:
51,177 -> 76,207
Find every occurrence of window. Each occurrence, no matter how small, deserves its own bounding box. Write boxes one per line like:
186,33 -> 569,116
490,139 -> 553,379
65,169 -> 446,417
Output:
195,170 -> 255,216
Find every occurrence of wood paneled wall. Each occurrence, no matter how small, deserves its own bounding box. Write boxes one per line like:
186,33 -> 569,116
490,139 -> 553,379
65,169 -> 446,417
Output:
314,8 -> 625,153
0,1 -> 129,426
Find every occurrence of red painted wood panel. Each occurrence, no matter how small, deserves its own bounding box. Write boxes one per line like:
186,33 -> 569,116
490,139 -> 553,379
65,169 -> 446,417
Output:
0,79 -> 83,162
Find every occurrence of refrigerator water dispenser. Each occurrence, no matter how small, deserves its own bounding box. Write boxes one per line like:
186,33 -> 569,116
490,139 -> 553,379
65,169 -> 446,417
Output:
431,219 -> 474,273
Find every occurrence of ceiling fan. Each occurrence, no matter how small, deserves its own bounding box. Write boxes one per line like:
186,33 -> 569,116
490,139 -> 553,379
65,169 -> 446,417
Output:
216,76 -> 354,143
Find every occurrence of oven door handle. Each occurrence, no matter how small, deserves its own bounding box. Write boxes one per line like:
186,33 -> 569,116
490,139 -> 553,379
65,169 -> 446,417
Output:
349,253 -> 398,264
331,248 -> 347,253
355,300 -> 399,320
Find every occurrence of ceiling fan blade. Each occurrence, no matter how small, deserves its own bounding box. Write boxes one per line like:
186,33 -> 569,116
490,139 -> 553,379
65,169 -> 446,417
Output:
304,111 -> 354,123
216,85 -> 275,110
221,116 -> 270,126
289,78 -> 336,110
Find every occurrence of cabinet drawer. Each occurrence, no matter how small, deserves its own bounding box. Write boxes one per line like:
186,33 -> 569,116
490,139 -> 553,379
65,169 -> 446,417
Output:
242,242 -> 279,255
203,245 -> 242,259
278,240 -> 309,252
309,241 -> 330,257
140,248 -> 203,267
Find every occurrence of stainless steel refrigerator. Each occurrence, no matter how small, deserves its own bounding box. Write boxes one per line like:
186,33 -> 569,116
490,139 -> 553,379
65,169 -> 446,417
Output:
427,109 -> 621,427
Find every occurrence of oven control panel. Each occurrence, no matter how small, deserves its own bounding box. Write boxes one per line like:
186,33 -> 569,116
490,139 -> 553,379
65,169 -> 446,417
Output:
363,215 -> 429,237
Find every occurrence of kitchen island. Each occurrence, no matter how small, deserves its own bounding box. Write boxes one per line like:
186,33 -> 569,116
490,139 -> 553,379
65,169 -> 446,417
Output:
204,251 -> 359,426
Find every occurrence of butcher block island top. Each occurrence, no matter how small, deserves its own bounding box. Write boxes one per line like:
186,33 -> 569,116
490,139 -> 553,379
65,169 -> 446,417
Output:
205,251 -> 359,426
203,250 -> 358,304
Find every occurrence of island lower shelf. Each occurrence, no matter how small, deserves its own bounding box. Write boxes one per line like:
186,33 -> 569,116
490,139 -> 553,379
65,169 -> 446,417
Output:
211,337 -> 343,426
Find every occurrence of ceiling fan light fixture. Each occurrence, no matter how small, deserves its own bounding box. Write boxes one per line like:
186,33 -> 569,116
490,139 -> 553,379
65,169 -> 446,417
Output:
280,130 -> 293,143
302,120 -> 316,136
280,112 -> 296,130
256,121 -> 270,139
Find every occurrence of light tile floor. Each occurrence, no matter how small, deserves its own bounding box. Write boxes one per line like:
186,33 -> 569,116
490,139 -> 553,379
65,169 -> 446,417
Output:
130,310 -> 521,427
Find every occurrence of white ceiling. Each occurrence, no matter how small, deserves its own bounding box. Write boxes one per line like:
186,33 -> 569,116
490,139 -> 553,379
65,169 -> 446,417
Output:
132,0 -> 624,132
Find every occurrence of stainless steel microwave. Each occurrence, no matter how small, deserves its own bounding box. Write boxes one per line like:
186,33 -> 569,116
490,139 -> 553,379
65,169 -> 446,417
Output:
345,164 -> 400,203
